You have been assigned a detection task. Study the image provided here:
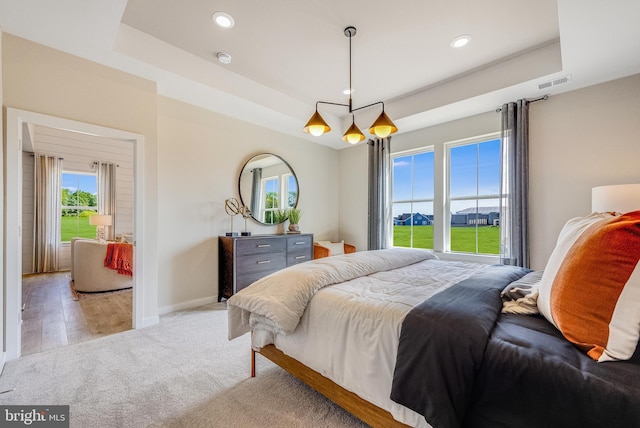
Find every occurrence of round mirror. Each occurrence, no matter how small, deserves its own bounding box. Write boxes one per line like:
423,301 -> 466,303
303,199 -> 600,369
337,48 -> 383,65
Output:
238,153 -> 299,225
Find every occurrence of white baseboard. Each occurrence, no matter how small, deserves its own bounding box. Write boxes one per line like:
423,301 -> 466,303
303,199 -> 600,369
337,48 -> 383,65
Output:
141,315 -> 160,328
158,296 -> 219,316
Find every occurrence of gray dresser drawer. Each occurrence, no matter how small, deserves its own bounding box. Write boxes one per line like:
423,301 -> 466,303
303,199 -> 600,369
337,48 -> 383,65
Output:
236,270 -> 278,293
236,251 -> 286,275
287,251 -> 311,265
237,238 -> 286,256
287,235 -> 312,250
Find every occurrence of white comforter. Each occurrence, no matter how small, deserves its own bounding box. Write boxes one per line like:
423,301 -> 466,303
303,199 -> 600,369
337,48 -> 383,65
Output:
227,248 -> 490,427
227,248 -> 437,339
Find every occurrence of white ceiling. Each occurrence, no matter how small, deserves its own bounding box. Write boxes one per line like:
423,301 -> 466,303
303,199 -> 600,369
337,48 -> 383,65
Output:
0,0 -> 639,150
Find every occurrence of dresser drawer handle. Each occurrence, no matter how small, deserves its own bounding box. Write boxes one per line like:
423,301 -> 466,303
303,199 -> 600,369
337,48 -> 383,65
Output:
295,256 -> 306,260
294,241 -> 306,245
257,260 -> 271,264
257,244 -> 271,248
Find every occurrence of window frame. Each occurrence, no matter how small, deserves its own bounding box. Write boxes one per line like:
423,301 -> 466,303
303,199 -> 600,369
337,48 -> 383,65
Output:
391,146 -> 435,249
60,170 -> 98,243
261,175 -> 280,223
390,132 -> 501,261
444,134 -> 502,255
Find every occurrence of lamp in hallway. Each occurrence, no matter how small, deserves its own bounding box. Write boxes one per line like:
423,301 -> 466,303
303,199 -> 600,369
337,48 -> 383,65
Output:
90,214 -> 112,242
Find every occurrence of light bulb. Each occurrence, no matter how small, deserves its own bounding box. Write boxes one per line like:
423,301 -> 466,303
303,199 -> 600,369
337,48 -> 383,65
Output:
373,126 -> 392,138
212,12 -> 235,29
308,125 -> 326,137
346,133 -> 361,144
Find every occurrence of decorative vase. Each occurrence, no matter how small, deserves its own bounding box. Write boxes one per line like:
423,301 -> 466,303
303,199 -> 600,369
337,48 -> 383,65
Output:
276,223 -> 286,235
288,223 -> 300,233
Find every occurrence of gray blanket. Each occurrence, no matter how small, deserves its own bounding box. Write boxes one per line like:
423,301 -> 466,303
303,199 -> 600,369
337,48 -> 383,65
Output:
390,264 -> 529,428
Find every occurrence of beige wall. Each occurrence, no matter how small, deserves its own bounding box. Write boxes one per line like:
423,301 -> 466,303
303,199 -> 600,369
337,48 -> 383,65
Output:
529,74 -> 640,269
0,29 -> 5,358
338,74 -> 640,270
155,96 -> 341,310
2,34 -> 160,321
2,34 -> 340,317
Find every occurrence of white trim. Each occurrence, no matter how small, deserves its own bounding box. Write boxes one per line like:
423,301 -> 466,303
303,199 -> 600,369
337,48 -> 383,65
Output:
141,315 -> 160,328
4,108 -> 152,360
158,296 -> 218,316
444,133 -> 501,255
434,251 -> 500,265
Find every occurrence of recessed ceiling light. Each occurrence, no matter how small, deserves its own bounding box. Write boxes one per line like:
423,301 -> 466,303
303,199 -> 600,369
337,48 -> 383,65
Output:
217,52 -> 232,64
450,35 -> 471,48
342,88 -> 354,95
212,11 -> 235,29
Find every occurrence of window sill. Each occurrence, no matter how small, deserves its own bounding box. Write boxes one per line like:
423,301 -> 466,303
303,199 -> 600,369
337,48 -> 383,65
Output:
433,251 -> 500,265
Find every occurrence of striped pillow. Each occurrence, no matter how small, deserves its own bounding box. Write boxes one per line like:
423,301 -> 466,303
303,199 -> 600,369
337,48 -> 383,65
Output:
537,211 -> 640,362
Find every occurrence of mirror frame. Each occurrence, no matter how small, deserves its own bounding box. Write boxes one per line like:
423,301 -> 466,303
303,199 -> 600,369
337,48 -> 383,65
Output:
237,153 -> 299,225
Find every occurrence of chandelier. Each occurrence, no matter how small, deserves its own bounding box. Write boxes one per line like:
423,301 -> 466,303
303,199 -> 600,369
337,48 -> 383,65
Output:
303,26 -> 398,144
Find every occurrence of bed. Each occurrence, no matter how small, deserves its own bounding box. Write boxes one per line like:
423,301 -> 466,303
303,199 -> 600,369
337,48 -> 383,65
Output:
227,211 -> 640,428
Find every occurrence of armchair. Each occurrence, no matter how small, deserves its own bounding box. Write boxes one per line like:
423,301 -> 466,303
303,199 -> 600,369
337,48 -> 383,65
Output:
313,241 -> 356,259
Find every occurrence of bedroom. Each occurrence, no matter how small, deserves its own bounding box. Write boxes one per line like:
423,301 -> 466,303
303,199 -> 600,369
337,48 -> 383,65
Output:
0,0 -> 639,426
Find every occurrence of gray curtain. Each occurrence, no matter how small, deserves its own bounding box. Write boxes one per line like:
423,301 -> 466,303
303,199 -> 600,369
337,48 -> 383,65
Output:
367,137 -> 392,250
97,162 -> 117,240
250,167 -> 262,217
33,154 -> 62,273
500,100 -> 529,268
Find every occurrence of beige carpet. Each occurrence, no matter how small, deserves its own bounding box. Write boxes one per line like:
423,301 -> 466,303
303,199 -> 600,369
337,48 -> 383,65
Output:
0,303 -> 367,428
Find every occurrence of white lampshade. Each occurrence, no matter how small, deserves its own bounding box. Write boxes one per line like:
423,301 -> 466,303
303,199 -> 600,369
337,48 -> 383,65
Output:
592,184 -> 640,213
89,214 -> 112,226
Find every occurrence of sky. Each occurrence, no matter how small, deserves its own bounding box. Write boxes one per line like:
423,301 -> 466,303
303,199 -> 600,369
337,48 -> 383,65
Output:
392,138 -> 501,217
62,172 -> 97,194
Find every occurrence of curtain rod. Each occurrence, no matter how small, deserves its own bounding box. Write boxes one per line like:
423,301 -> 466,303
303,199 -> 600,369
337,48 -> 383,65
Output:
495,94 -> 549,113
92,161 -> 120,167
28,153 -> 64,160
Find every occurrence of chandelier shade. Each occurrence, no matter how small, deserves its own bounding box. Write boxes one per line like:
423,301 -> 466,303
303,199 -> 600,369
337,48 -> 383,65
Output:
303,26 -> 398,143
368,110 -> 398,138
303,109 -> 331,136
342,116 -> 366,144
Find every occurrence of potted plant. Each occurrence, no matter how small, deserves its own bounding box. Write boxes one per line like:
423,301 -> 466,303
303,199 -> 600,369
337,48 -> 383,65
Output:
287,208 -> 302,233
272,209 -> 288,234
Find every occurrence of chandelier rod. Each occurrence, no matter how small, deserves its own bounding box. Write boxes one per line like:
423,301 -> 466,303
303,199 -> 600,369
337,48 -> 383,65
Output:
303,25 -> 397,144
348,25 -> 352,113
313,26 -> 385,115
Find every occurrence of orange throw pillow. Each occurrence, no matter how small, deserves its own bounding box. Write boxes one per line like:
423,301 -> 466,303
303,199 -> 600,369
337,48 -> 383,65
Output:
538,211 -> 640,361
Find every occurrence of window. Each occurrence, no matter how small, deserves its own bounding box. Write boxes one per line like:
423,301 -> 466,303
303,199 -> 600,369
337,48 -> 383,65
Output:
262,177 -> 279,223
391,134 -> 501,256
392,150 -> 435,249
284,174 -> 298,209
61,172 -> 98,242
261,174 -> 299,223
447,138 -> 501,255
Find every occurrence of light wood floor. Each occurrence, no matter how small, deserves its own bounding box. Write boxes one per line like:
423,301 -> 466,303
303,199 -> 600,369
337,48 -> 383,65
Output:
21,271 -> 132,356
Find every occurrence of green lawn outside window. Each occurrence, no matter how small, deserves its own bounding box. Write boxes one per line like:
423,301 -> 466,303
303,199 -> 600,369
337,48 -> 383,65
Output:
393,225 -> 500,255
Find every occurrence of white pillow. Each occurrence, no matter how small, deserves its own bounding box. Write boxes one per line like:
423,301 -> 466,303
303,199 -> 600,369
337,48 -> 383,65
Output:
317,240 -> 345,256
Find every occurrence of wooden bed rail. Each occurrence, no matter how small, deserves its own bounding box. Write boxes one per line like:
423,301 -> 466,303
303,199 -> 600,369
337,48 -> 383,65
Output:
252,345 -> 411,428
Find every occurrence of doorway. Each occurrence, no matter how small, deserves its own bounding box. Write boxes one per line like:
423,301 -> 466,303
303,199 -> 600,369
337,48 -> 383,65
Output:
5,108 -> 149,361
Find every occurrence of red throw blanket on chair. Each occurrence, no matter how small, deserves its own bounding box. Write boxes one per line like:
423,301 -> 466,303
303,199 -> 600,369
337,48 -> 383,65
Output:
104,243 -> 133,276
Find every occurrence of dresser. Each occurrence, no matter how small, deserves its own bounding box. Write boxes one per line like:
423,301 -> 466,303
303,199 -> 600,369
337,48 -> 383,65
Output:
218,233 -> 313,301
